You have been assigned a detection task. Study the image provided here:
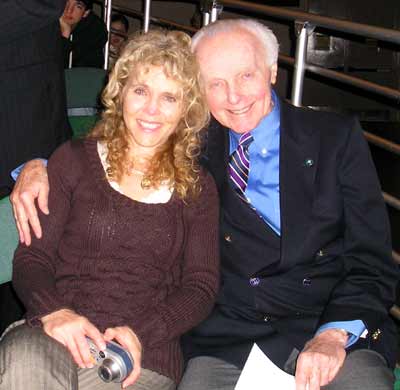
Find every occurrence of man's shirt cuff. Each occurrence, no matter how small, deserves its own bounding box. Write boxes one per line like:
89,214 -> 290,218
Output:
11,159 -> 48,182
316,320 -> 367,348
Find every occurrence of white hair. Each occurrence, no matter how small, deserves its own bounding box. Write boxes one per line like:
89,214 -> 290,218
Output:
191,18 -> 279,67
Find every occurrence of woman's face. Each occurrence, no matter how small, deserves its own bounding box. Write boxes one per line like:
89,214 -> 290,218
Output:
122,66 -> 184,156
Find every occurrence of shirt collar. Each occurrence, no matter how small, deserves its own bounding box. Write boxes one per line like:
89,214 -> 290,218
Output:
229,89 -> 280,154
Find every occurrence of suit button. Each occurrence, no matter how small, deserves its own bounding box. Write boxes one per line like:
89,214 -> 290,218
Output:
263,314 -> 271,322
304,158 -> 314,167
303,278 -> 311,286
249,277 -> 260,286
317,249 -> 324,257
224,234 -> 232,243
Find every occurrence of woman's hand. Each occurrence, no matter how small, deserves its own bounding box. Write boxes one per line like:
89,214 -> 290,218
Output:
41,308 -> 106,368
10,159 -> 49,245
104,326 -> 142,389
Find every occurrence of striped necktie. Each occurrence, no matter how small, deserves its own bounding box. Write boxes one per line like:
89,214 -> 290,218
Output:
229,132 -> 254,200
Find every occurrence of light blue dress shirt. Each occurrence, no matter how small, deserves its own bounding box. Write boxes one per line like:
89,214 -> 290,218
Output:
228,90 -> 365,347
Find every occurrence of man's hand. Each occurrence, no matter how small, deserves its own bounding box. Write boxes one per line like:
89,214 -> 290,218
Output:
104,326 -> 142,389
295,329 -> 347,390
41,309 -> 106,368
10,159 -> 49,246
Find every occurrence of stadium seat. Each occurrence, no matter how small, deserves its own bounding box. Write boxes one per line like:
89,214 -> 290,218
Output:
65,67 -> 108,138
0,196 -> 18,285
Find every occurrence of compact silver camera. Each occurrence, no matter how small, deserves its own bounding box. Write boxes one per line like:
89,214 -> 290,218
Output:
86,338 -> 134,383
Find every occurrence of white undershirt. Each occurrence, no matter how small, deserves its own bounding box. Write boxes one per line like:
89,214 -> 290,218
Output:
97,141 -> 173,204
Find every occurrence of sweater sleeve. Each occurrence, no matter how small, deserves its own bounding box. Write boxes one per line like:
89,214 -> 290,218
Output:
133,171 -> 220,347
12,141 -> 83,326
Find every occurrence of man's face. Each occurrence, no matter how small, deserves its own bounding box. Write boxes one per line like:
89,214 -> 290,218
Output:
195,29 -> 277,134
62,0 -> 89,27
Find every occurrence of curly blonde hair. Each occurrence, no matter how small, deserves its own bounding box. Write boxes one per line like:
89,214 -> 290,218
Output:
90,29 -> 209,199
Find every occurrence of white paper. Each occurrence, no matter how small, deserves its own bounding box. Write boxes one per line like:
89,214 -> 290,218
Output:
235,343 -> 296,390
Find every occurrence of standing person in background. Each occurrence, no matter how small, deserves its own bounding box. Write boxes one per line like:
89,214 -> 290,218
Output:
60,0 -> 108,68
109,13 -> 130,69
0,0 -> 70,198
0,0 -> 71,337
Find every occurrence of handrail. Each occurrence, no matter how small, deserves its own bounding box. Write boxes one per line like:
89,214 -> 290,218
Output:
364,132 -> 400,157
279,55 -> 400,103
144,0 -> 151,32
383,192 -> 400,212
217,0 -> 400,44
103,0 -> 112,69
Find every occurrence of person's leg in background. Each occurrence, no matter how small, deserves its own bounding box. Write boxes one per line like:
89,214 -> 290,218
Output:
0,284 -> 24,336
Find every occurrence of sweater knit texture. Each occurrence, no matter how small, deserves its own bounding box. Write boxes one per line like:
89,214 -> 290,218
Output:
13,139 -> 220,383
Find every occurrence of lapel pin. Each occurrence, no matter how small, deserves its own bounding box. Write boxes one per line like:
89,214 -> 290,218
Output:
304,158 -> 314,167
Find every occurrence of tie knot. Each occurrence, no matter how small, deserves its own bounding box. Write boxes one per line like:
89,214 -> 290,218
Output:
239,133 -> 253,149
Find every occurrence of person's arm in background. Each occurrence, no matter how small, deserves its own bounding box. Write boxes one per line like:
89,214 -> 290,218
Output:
0,0 -> 66,45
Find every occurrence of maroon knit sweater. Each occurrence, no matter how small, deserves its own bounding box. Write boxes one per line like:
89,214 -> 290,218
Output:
13,139 -> 220,383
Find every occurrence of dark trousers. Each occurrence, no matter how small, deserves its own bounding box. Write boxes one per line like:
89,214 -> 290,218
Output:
0,283 -> 24,336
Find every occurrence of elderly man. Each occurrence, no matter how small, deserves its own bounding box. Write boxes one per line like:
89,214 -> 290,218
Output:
10,19 -> 397,390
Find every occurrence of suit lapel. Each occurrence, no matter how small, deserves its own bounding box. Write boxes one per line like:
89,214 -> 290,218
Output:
279,100 -> 320,270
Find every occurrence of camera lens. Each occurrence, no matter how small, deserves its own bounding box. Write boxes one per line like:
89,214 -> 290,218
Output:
98,358 -> 119,383
99,366 -> 112,382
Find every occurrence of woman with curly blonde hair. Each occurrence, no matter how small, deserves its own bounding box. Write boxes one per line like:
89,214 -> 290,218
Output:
91,28 -> 209,200
0,29 -> 219,390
